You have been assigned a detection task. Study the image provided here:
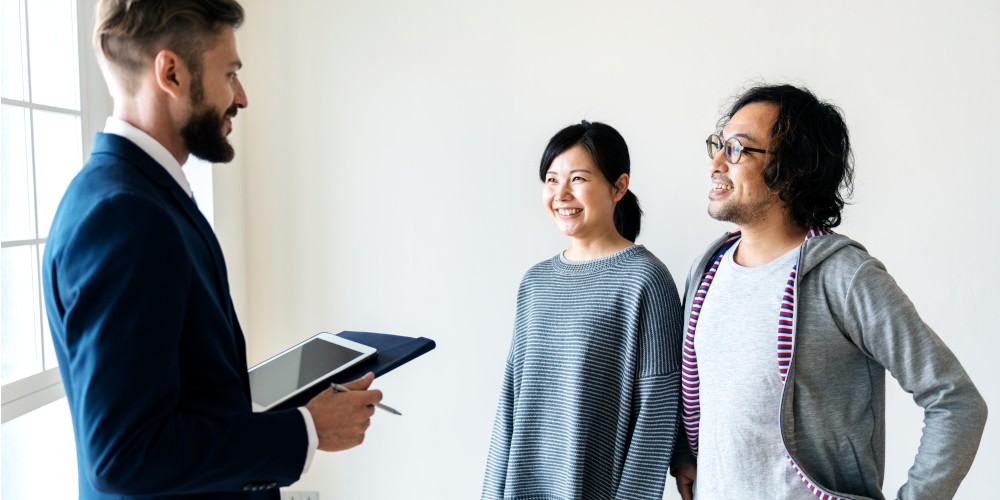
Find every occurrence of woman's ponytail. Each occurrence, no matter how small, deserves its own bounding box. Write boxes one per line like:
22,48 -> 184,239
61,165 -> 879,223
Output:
614,189 -> 642,242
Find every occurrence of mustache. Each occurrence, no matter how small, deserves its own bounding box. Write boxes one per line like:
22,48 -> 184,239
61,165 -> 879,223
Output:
711,174 -> 731,184
225,105 -> 238,119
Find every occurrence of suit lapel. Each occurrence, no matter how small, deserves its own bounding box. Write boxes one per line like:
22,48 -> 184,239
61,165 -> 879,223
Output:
166,185 -> 234,326
91,133 -> 238,334
167,190 -> 251,396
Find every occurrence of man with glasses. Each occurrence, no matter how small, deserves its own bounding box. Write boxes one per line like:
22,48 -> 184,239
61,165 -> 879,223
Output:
670,84 -> 986,500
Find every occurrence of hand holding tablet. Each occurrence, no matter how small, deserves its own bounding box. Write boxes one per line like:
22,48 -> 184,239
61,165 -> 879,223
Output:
248,333 -> 377,412
248,331 -> 432,452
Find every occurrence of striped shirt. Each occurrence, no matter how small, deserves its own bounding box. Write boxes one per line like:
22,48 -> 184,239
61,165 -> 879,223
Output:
482,245 -> 683,500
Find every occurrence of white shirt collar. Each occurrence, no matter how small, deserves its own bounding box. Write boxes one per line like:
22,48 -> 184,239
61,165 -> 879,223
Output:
103,116 -> 193,198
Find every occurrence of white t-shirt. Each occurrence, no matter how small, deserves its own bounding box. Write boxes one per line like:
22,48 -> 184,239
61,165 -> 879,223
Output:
693,241 -> 814,500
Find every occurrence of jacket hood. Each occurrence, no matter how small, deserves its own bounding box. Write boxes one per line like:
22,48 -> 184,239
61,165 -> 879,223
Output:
691,231 -> 867,282
797,233 -> 866,275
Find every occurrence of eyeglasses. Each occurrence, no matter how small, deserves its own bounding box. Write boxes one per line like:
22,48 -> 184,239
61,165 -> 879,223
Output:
706,134 -> 769,164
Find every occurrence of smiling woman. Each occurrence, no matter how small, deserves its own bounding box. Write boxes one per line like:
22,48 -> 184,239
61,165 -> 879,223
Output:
481,121 -> 685,499
539,121 -> 642,259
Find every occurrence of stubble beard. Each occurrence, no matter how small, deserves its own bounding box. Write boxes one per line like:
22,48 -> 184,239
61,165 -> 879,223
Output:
708,193 -> 772,227
180,77 -> 236,164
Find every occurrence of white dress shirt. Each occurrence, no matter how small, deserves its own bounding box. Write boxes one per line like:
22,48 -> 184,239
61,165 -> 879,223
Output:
103,117 -> 193,197
102,117 -> 319,474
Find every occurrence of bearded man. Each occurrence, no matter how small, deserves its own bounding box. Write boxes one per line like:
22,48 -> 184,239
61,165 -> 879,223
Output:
42,1 -> 381,499
671,84 -> 987,500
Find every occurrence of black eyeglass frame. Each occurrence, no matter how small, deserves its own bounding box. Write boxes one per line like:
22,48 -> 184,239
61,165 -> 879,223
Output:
706,134 -> 770,164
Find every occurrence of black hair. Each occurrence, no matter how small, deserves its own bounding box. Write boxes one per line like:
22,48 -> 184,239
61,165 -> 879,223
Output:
538,121 -> 642,242
721,84 -> 855,229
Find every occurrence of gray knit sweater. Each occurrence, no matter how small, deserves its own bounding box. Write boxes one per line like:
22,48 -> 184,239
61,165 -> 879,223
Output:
482,245 -> 683,500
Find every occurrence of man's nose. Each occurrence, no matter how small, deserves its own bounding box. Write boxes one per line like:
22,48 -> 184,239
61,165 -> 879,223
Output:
233,76 -> 248,109
708,149 -> 728,174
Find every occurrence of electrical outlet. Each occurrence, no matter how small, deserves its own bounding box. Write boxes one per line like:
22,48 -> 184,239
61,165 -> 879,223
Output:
280,490 -> 301,500
302,492 -> 319,500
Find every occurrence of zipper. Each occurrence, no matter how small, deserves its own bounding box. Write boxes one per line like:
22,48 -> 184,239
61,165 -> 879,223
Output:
778,240 -> 858,500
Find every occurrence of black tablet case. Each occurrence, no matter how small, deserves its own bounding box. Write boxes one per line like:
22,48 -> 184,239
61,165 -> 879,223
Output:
267,331 -> 436,412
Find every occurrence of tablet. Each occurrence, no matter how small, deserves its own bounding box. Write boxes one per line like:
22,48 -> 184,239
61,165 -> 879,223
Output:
248,333 -> 377,412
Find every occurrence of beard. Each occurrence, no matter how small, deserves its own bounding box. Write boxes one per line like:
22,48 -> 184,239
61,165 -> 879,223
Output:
708,191 -> 773,227
180,83 -> 237,163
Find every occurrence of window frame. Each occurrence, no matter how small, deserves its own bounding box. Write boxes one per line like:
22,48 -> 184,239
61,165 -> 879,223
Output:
1,0 -> 108,424
1,0 -> 217,425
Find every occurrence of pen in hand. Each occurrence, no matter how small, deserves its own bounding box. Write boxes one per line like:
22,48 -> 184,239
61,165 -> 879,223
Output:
331,382 -> 402,416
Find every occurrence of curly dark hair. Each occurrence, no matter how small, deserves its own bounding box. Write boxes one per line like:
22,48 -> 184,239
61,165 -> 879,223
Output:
720,84 -> 854,229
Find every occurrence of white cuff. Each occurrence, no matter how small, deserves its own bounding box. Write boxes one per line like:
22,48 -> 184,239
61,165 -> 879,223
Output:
297,407 -> 319,474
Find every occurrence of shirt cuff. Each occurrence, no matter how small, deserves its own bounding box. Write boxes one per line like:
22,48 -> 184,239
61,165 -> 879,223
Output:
297,407 -> 319,474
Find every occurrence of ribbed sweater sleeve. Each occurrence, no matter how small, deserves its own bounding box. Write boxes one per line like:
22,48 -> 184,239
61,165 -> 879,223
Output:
618,273 -> 683,498
482,360 -> 514,500
617,372 -> 681,498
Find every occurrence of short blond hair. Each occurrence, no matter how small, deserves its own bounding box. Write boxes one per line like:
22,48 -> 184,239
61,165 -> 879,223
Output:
94,0 -> 244,96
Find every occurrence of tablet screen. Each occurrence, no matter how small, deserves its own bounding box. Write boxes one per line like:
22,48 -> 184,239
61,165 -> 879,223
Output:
249,338 -> 363,408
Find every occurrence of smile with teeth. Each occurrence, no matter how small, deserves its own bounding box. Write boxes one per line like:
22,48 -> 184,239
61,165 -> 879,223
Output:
557,208 -> 582,216
713,183 -> 733,191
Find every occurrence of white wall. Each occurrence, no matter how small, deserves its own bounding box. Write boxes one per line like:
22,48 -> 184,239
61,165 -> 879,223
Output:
221,1 -> 999,498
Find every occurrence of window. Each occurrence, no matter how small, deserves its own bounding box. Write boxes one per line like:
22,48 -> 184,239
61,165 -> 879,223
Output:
1,0 -> 85,413
1,0 -> 215,422
2,0 -> 88,495
1,397 -> 78,498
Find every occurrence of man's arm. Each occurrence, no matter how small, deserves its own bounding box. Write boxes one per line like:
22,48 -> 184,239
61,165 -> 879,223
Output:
52,194 -> 307,495
671,262 -> 698,479
670,261 -> 699,500
843,259 -> 987,500
670,413 -> 696,500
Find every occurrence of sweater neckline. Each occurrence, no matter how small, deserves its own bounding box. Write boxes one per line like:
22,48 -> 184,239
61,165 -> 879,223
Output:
553,245 -> 645,275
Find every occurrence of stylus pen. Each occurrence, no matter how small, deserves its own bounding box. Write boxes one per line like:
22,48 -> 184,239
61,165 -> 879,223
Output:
331,383 -> 402,416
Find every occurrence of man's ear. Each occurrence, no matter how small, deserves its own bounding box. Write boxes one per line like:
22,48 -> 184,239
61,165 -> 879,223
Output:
153,49 -> 188,100
612,173 -> 630,202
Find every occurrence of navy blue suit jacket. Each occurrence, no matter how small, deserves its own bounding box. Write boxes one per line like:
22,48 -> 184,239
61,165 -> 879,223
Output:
43,133 -> 306,499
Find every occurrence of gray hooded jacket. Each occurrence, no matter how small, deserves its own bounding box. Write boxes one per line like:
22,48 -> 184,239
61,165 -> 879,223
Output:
671,232 -> 987,500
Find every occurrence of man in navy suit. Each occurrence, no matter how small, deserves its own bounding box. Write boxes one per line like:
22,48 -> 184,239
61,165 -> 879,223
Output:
42,1 -> 383,498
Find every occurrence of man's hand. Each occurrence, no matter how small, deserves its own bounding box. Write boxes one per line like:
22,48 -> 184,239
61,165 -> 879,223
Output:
305,372 -> 383,452
675,462 -> 696,500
